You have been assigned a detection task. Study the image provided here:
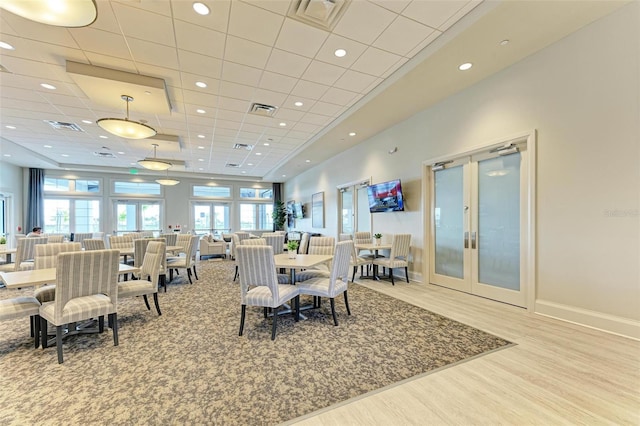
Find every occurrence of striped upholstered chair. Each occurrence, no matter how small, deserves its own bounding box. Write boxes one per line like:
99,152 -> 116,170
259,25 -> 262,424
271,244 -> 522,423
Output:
119,241 -> 165,315
84,239 -> 106,250
0,297 -> 41,348
294,236 -> 335,283
0,237 -> 48,273
33,242 -> 82,304
372,233 -> 411,285
236,245 -> 300,340
39,249 -> 120,363
297,240 -> 352,326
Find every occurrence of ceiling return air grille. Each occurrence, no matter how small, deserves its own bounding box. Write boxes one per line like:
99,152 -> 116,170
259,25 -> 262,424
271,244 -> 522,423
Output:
248,103 -> 277,117
45,120 -> 84,131
225,163 -> 241,168
287,0 -> 350,31
233,143 -> 254,150
93,151 -> 116,158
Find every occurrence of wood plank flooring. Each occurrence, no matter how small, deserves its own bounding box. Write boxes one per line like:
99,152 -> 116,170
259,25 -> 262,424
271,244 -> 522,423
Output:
288,279 -> 640,425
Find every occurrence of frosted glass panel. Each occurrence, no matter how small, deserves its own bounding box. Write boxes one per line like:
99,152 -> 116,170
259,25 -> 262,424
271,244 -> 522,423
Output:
357,186 -> 370,234
434,166 -> 464,279
478,154 -> 520,290
341,189 -> 353,234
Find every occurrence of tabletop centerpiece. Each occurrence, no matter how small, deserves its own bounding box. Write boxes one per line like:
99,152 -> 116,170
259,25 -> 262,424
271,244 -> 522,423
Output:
373,233 -> 382,246
286,240 -> 299,259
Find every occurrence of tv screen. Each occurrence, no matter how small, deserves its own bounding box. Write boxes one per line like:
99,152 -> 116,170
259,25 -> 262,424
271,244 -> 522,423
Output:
367,179 -> 405,213
293,203 -> 304,219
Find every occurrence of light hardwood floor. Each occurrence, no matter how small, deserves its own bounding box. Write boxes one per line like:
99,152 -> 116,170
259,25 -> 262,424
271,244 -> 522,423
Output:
288,279 -> 640,425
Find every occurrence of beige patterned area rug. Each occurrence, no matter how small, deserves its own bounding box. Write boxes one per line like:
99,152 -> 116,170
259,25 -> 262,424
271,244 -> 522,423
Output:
0,259 -> 511,425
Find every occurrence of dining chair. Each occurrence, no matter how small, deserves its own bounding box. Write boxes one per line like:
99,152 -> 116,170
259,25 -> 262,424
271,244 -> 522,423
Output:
84,239 -> 106,250
339,233 -> 353,241
298,232 -> 310,255
350,240 -> 372,282
39,249 -> 120,364
295,236 -> 335,283
167,234 -> 197,284
372,234 -> 411,285
119,241 -> 165,315
33,242 -> 82,304
0,237 -> 48,273
132,238 -> 167,291
263,234 -> 285,256
46,235 -> 65,243
297,240 -> 352,326
160,233 -> 177,247
109,234 -> 135,264
71,232 -> 93,248
236,245 -> 300,340
0,296 -> 42,348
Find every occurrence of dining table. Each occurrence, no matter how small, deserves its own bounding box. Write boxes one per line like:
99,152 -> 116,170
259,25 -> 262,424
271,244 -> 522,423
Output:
273,253 -> 333,284
354,242 -> 392,280
0,264 -> 140,289
0,247 -> 17,264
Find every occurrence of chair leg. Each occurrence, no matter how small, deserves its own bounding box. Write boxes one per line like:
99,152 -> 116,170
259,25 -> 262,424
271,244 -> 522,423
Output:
352,266 -> 356,282
263,307 -> 268,318
187,269 -> 193,284
390,268 -> 395,285
56,325 -> 64,364
169,269 -> 174,282
192,265 -> 198,281
110,313 -> 119,346
239,305 -> 246,336
344,291 -> 351,316
41,317 -> 48,349
294,296 -> 300,322
271,306 -> 278,340
98,316 -> 104,333
143,294 -> 151,310
405,266 -> 409,283
330,298 -> 338,326
33,315 -> 40,349
30,315 -> 34,337
153,292 -> 162,315
233,265 -> 239,281
161,274 -> 167,293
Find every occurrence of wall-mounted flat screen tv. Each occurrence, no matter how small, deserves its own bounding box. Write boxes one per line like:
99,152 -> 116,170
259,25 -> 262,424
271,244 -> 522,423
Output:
367,179 -> 405,213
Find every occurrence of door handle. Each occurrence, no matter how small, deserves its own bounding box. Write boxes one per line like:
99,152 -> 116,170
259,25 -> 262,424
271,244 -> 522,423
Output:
464,232 -> 469,249
471,232 -> 477,249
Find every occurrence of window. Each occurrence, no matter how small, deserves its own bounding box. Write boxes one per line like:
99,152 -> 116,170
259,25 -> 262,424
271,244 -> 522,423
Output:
75,180 -> 100,193
240,203 -> 273,231
43,198 -> 101,233
44,178 -> 70,192
114,181 -> 161,195
240,187 -> 272,199
193,185 -> 231,198
192,202 -> 230,236
44,177 -> 101,193
114,200 -> 162,233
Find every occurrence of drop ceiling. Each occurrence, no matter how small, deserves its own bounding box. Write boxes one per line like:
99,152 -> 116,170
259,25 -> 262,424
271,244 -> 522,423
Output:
0,0 -> 628,182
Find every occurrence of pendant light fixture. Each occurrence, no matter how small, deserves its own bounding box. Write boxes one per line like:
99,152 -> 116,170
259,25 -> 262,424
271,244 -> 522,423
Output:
0,0 -> 97,27
97,95 -> 156,140
138,144 -> 172,171
156,169 -> 180,186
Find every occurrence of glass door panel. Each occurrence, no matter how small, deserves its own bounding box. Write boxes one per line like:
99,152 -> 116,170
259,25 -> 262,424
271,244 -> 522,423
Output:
116,203 -> 138,233
115,201 -> 161,234
140,203 -> 160,232
356,186 -> 370,234
341,188 -> 353,234
194,204 -> 211,233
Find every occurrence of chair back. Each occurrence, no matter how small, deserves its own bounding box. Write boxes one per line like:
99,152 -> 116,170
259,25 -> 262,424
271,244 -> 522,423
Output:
242,238 -> 267,246
139,241 -> 165,291
72,232 -> 94,248
16,237 -> 48,266
109,235 -> 134,250
175,234 -> 192,253
231,233 -> 241,259
236,245 -> 280,304
160,233 -> 177,246
329,241 -> 352,292
174,234 -> 196,267
34,242 -> 81,269
308,237 -> 335,255
298,232 -> 310,254
46,235 -> 65,243
84,239 -> 106,250
189,234 -> 199,260
389,234 -> 411,259
354,231 -> 372,245
339,233 -> 353,241
263,234 -> 285,255
53,250 -> 119,324
235,232 -> 251,242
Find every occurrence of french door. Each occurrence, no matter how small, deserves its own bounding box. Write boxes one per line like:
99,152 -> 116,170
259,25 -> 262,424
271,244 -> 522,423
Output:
192,202 -> 230,236
114,200 -> 161,234
339,180 -> 370,235
429,140 -> 531,307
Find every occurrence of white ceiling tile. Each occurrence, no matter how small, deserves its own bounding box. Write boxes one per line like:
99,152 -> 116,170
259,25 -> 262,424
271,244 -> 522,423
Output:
439,1 -> 483,32
84,53 -> 137,73
299,112 -> 332,126
224,36 -> 273,69
308,101 -> 342,116
373,15 -> 436,56
275,108 -> 305,121
180,73 -> 221,95
221,62 -> 263,86
178,50 -> 223,79
219,81 -> 257,101
175,20 -> 226,58
218,96 -> 252,113
135,63 -> 181,89
320,87 -> 358,105
301,60 -> 346,86
251,89 -> 288,107
275,18 -> 329,58
333,1 -> 396,45
362,77 -> 384,94
402,0 -> 468,30
314,34 -> 368,68
292,122 -> 319,133
350,46 -> 402,76
382,57 -> 409,78
112,3 -> 175,46
127,38 -> 179,69
282,96 -> 317,111
182,89 -> 219,108
291,80 -> 330,100
406,30 -> 443,57
171,0 -> 231,33
228,1 -> 284,46
72,28 -> 131,59
259,71 -> 298,94
265,49 -> 312,78
370,0 -> 412,14
333,69 -> 380,93
241,0 -> 291,16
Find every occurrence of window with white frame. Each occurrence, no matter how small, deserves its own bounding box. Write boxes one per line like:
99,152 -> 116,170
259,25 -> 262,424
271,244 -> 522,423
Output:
239,203 -> 273,231
193,185 -> 231,198
43,177 -> 102,233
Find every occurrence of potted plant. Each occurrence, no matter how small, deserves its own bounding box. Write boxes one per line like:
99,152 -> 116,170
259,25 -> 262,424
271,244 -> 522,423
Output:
0,236 -> 6,251
272,200 -> 288,231
286,240 -> 299,258
373,233 -> 382,246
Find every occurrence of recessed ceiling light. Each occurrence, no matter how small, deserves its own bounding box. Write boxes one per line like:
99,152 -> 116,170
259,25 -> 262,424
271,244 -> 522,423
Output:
195,81 -> 207,88
198,158 -> 204,161
99,135 -> 108,139
197,109 -> 206,114
500,39 -> 510,46
294,101 -> 303,107
305,159 -> 311,163
198,146 -> 204,149
117,151 -> 125,155
130,162 -> 136,166
334,48 -> 347,57
5,125 -> 16,129
458,62 -> 473,71
61,154 -> 69,157
0,41 -> 15,50
198,134 -> 205,138
349,132 -> 356,136
263,142 -> 270,146
242,171 -> 247,174
193,2 -> 210,15
279,122 -> 286,127
40,83 -> 56,90
255,152 -> 262,156
247,163 -> 253,166
3,154 -> 11,157
282,174 -> 286,177
199,167 -> 204,171
44,145 -> 52,148
82,120 -> 92,124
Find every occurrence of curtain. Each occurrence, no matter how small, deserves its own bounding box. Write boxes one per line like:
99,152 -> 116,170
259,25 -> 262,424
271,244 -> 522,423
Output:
272,183 -> 283,231
27,168 -> 45,232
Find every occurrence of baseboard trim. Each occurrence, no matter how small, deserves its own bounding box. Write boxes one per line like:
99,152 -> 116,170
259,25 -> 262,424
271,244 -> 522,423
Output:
535,299 -> 640,340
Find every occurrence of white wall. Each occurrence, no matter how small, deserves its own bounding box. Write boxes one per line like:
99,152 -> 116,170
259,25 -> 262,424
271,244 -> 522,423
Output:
0,161 -> 24,245
284,2 -> 639,338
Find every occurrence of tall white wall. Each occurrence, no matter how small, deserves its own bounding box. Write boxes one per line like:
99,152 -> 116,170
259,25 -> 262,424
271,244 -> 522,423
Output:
0,161 -> 24,244
285,2 -> 639,337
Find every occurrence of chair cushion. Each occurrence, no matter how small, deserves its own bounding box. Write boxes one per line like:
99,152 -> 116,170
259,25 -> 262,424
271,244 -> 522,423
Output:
295,270 -> 330,283
0,296 -> 41,321
118,280 -> 155,298
34,285 -> 56,304
297,277 -> 348,298
245,284 -> 299,308
373,258 -> 408,269
276,274 -> 290,284
40,294 -> 115,325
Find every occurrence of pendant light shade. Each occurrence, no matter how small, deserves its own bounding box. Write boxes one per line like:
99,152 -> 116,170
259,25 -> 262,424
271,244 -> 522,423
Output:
97,95 -> 156,140
0,0 -> 98,27
138,144 -> 172,171
156,178 -> 180,186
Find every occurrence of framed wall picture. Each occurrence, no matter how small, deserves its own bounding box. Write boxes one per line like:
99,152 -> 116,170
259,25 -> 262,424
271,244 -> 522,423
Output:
312,192 -> 324,228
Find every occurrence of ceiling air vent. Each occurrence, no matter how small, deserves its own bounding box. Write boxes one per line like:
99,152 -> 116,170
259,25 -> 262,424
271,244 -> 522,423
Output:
249,103 -> 277,117
288,0 -> 350,31
45,120 -> 84,132
93,151 -> 116,158
233,143 -> 254,150
225,163 -> 241,168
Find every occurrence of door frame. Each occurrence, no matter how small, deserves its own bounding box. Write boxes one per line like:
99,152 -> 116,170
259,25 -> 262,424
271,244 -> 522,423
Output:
422,130 -> 537,311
